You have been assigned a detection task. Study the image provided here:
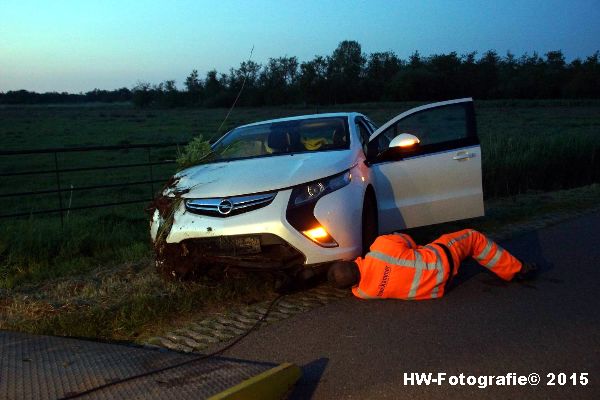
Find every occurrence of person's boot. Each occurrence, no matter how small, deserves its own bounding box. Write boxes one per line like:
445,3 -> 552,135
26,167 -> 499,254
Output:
514,260 -> 539,281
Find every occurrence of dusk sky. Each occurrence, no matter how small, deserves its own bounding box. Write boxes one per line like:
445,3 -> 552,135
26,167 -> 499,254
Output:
1,0 -> 599,93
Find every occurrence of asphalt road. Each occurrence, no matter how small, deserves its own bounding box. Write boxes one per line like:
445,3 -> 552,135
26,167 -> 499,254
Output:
219,212 -> 600,399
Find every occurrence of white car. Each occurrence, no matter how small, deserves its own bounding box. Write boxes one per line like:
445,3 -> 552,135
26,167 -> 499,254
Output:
150,98 -> 483,275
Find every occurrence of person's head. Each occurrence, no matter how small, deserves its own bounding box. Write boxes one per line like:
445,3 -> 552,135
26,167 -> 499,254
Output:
327,261 -> 360,289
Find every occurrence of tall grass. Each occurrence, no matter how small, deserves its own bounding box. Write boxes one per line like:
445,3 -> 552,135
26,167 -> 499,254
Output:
476,103 -> 599,197
0,212 -> 149,288
482,129 -> 599,197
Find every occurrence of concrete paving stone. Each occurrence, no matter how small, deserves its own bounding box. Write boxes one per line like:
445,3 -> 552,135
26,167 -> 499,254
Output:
297,303 -> 324,311
276,300 -> 305,310
178,328 -> 218,345
193,318 -> 230,330
211,330 -> 236,341
308,293 -> 339,302
230,314 -> 262,324
188,322 -> 222,335
315,290 -> 348,299
292,297 -> 325,308
272,306 -> 301,315
215,316 -> 253,330
201,320 -> 246,336
299,299 -> 327,308
189,342 -> 209,351
263,311 -> 290,321
182,323 -> 211,335
210,322 -> 246,336
167,334 -> 202,350
250,305 -> 270,315
155,337 -> 193,353
186,330 -> 221,344
239,308 -> 268,319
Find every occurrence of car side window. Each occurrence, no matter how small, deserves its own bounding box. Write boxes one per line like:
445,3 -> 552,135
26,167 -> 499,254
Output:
355,119 -> 371,154
379,103 -> 469,152
364,118 -> 378,132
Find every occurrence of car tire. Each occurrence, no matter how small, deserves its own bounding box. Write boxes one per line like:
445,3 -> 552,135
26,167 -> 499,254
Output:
361,190 -> 378,255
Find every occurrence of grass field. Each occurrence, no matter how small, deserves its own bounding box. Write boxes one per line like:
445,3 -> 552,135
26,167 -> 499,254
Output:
2,100 -> 598,203
1,100 -> 599,341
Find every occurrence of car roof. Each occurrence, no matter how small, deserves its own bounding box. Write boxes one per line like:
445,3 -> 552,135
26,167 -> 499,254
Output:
237,112 -> 363,129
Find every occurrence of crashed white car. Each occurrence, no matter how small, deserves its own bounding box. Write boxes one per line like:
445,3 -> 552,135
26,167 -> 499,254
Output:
150,98 -> 483,274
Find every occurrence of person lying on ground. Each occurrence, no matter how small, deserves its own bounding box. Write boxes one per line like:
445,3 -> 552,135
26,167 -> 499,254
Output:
327,229 -> 538,300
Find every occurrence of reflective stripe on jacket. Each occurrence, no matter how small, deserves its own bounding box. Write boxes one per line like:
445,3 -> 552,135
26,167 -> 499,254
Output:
433,229 -> 522,281
351,230 -> 522,301
352,234 -> 451,300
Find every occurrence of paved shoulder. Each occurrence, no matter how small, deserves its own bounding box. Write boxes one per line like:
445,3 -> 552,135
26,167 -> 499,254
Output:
219,213 -> 600,399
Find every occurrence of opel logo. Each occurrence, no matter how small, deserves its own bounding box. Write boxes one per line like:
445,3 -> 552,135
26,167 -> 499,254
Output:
218,199 -> 234,215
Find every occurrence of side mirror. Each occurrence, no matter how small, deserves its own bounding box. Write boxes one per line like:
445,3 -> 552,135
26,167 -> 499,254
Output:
389,133 -> 420,149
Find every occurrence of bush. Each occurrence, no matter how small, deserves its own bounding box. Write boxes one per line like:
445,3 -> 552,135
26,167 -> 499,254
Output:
176,136 -> 212,169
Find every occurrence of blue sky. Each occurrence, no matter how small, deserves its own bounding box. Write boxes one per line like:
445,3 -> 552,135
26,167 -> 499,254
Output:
1,0 -> 599,92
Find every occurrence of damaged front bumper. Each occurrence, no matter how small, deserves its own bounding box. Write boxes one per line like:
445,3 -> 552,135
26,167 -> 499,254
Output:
158,233 -> 306,273
150,186 -> 361,277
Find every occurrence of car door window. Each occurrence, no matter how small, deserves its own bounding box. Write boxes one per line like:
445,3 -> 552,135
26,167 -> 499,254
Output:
355,119 -> 372,154
373,102 -> 476,155
364,117 -> 378,132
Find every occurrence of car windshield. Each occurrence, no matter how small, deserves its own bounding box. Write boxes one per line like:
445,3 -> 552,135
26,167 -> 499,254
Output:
211,116 -> 349,161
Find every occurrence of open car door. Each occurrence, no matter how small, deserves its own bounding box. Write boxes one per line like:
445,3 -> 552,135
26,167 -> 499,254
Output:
367,98 -> 484,233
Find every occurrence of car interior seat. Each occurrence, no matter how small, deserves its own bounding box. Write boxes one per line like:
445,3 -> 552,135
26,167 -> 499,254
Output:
332,126 -> 347,147
267,129 -> 290,153
288,130 -> 303,151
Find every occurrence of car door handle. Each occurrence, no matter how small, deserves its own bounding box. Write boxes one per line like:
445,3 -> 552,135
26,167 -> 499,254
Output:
453,152 -> 475,161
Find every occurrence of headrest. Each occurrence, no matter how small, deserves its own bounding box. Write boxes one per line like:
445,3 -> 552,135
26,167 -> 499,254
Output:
333,127 -> 346,145
267,129 -> 290,151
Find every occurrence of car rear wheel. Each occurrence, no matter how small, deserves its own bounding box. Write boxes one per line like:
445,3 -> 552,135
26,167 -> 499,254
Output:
361,190 -> 378,255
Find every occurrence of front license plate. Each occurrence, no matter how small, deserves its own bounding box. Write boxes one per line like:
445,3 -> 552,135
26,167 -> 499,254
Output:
233,237 -> 261,254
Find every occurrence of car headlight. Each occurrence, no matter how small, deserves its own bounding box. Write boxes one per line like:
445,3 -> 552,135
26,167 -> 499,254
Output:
286,170 -> 352,248
288,170 -> 352,208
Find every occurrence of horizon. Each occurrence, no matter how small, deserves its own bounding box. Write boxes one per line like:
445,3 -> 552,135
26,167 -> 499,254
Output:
1,0 -> 599,93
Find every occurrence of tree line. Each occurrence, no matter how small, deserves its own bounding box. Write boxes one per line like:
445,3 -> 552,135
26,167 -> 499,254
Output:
0,88 -> 132,105
1,41 -> 598,107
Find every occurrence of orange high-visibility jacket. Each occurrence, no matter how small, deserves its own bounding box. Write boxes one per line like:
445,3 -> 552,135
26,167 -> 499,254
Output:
352,230 -> 522,300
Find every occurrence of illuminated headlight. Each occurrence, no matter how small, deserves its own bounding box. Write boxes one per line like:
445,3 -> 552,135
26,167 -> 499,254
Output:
286,170 -> 352,248
289,170 -> 352,207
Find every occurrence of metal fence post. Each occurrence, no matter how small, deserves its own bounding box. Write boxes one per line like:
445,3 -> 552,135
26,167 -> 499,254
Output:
54,152 -> 64,229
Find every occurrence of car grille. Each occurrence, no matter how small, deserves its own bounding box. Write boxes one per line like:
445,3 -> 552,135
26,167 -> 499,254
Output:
184,192 -> 277,217
180,233 -> 305,269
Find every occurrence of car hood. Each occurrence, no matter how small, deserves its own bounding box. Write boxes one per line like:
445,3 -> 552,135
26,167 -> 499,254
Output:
168,150 -> 355,198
